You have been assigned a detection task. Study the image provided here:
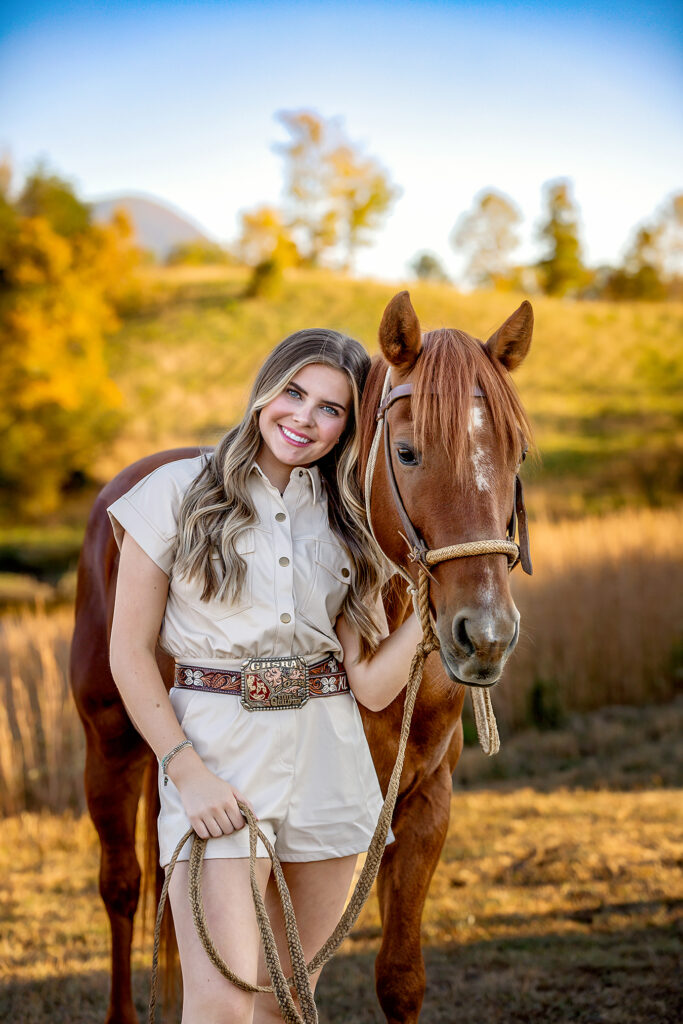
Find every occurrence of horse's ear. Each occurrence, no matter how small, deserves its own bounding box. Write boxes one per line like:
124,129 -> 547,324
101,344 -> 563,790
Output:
485,300 -> 533,372
379,291 -> 422,373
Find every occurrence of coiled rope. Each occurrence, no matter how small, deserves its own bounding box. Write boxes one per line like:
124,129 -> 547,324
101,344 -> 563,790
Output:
149,565 -> 449,1023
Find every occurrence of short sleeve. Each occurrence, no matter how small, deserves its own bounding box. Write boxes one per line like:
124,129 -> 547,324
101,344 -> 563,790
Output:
106,456 -> 205,576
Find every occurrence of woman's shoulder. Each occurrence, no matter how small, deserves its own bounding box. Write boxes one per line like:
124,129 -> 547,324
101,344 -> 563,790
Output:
106,452 -> 212,573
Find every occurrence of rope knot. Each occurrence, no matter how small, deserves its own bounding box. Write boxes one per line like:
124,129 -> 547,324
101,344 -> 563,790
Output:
417,637 -> 439,658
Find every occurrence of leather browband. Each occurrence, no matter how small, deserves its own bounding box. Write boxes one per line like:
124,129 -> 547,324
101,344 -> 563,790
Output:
377,383 -> 485,421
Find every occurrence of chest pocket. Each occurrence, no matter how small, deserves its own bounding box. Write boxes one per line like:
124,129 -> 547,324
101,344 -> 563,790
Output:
299,538 -> 352,628
174,528 -> 255,620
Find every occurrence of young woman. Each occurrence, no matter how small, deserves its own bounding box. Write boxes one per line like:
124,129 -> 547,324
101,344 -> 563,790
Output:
107,328 -> 422,1023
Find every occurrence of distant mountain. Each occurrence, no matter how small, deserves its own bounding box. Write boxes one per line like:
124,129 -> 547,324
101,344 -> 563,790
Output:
91,193 -> 215,260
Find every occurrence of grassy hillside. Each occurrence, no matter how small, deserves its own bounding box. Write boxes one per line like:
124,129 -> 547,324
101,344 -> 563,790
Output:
97,266 -> 682,518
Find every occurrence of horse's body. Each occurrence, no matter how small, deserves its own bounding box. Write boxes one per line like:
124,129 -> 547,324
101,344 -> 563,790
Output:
70,292 -> 533,1023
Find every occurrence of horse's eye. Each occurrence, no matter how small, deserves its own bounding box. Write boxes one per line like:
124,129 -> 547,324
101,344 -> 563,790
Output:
396,446 -> 419,466
521,448 -> 528,463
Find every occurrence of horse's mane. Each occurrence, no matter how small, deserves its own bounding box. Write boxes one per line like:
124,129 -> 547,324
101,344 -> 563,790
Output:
359,329 -> 532,483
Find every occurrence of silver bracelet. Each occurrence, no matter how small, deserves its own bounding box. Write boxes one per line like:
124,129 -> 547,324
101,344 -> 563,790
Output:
160,739 -> 193,787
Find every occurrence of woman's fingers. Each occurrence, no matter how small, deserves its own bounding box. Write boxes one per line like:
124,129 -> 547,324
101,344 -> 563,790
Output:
214,806 -> 238,835
226,803 -> 247,832
192,818 -> 210,840
183,774 -> 257,837
207,815 -> 227,838
233,790 -> 258,818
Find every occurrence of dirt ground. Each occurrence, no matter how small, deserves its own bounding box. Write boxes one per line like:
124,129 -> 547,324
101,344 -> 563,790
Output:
1,700 -> 681,1023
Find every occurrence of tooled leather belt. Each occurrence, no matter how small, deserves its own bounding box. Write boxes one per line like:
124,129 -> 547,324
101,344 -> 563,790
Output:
173,653 -> 348,711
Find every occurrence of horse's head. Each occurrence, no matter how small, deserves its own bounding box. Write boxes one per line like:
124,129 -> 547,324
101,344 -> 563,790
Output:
361,291 -> 533,688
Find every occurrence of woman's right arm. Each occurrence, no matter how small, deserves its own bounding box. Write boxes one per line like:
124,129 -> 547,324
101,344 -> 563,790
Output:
109,530 -> 253,838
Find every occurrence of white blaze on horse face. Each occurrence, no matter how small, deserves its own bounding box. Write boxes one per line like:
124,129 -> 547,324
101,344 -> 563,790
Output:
478,565 -> 499,641
468,404 -> 492,492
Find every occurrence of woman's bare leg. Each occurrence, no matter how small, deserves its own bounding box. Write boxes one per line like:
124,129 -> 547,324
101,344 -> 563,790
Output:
169,857 -> 272,1024
253,854 -> 358,1022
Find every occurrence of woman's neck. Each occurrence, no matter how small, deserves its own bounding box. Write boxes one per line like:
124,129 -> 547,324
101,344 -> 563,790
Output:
255,446 -> 294,495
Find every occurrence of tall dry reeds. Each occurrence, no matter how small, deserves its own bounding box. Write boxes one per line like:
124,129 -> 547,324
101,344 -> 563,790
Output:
495,505 -> 683,730
0,507 -> 681,814
0,604 -> 84,816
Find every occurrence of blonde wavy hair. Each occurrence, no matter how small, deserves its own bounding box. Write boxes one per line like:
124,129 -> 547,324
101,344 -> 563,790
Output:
172,329 -> 388,660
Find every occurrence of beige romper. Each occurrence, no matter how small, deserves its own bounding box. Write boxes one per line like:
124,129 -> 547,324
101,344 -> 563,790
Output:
107,454 -> 391,866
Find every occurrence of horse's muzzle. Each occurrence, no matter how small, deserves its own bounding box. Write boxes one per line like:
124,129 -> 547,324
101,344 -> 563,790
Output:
438,606 -> 520,688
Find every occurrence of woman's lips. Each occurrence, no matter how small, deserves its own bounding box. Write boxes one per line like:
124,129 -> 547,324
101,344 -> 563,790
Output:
278,424 -> 312,447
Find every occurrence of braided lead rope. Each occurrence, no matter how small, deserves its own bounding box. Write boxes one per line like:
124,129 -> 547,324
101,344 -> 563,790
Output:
149,439 -> 507,1019
189,807 -> 317,1024
470,687 -> 500,756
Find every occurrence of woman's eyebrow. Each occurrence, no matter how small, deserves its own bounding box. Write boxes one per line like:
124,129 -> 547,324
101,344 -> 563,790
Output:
290,380 -> 347,411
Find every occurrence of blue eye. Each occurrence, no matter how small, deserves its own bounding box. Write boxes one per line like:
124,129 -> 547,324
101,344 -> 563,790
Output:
322,405 -> 339,416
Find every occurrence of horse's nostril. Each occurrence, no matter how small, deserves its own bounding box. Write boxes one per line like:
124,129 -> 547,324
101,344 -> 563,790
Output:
506,618 -> 520,654
454,614 -> 474,656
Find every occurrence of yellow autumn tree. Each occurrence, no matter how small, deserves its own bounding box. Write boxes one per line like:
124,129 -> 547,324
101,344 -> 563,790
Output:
0,165 -> 140,518
236,205 -> 300,268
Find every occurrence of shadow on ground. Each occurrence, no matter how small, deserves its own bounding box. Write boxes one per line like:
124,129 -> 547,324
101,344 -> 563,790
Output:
1,921 -> 680,1024
317,921 -> 682,1024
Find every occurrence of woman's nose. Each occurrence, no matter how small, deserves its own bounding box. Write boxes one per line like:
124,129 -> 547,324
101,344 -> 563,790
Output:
292,402 -> 315,425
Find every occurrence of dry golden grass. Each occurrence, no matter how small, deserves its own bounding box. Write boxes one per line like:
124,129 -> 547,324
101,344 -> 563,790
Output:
0,777 -> 680,1022
0,605 -> 84,817
497,504 -> 683,731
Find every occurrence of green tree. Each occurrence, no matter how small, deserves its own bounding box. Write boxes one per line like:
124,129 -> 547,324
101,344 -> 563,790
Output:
17,161 -> 92,239
451,189 -> 521,288
536,180 -> 587,296
275,110 -> 400,268
409,251 -> 450,283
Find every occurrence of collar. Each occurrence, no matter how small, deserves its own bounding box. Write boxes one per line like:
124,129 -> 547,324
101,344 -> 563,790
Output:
250,461 -> 319,504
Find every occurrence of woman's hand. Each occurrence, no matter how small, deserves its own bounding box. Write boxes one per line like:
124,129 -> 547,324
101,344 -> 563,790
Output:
168,747 -> 257,839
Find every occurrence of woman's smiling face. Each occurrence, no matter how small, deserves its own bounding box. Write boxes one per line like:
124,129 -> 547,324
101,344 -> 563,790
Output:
256,362 -> 352,485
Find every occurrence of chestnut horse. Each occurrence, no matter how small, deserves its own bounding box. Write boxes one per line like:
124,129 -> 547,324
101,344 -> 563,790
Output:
70,290 -> 533,1023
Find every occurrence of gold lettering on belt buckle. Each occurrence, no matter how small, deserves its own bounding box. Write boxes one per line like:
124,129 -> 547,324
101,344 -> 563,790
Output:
240,656 -> 309,711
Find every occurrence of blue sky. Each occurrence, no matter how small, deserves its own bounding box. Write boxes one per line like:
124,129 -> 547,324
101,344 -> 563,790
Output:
1,0 -> 681,281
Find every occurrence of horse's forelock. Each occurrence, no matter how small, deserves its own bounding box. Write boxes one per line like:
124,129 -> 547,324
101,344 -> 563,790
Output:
413,329 -> 531,478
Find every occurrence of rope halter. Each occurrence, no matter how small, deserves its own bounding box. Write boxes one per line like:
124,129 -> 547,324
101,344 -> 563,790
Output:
364,366 -> 533,756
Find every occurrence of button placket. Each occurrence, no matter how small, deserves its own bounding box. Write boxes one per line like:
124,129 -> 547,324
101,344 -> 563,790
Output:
272,494 -> 295,647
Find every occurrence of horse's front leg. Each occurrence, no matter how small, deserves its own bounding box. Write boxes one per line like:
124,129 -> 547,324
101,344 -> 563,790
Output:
84,717 -> 149,1024
375,763 -> 452,1024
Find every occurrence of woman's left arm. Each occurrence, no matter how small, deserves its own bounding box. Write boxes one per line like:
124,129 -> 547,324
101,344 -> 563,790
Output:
335,595 -> 423,712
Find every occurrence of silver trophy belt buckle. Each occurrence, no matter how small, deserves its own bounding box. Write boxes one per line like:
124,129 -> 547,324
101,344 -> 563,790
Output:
240,655 -> 310,712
